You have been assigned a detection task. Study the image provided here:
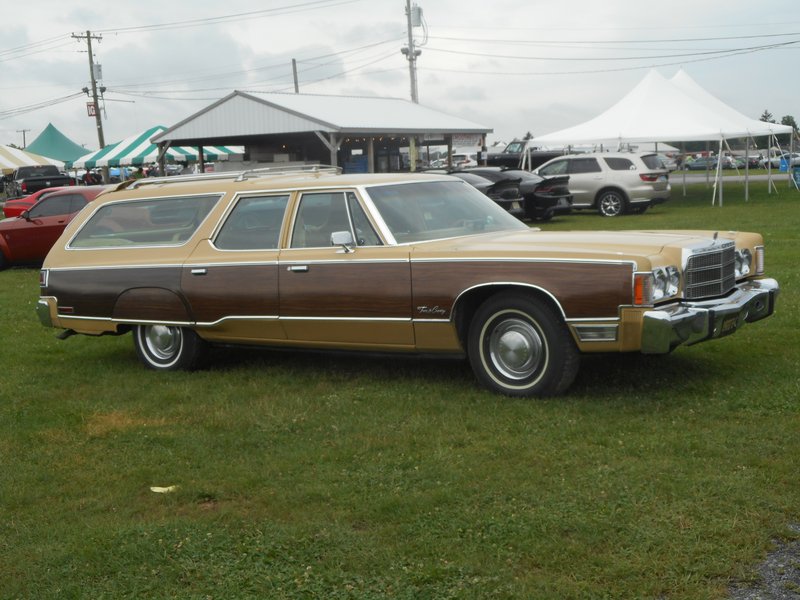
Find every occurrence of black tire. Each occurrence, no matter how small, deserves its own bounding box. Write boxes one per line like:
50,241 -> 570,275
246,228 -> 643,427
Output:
133,324 -> 207,371
0,249 -> 7,270
596,190 -> 626,217
467,293 -> 580,397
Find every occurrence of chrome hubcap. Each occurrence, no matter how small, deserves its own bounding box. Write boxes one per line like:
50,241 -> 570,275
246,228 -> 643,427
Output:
144,325 -> 181,360
489,318 -> 543,380
601,195 -> 621,215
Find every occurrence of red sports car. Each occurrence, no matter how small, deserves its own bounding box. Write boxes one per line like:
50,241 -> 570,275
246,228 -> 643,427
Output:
0,186 -> 107,269
2,186 -> 69,218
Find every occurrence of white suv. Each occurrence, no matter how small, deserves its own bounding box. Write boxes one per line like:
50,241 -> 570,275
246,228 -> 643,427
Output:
534,152 -> 670,217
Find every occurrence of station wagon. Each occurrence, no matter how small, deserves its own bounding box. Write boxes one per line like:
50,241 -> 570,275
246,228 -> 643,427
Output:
37,167 -> 779,397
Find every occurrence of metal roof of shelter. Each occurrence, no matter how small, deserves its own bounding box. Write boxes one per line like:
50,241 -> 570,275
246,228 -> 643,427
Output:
151,91 -> 491,146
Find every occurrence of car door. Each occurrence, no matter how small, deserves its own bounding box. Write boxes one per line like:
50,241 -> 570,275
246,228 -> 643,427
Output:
180,193 -> 289,343
6,194 -> 79,262
278,190 -> 414,347
564,157 -> 604,207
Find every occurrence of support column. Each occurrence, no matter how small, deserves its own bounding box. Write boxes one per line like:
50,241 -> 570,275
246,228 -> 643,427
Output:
368,137 -> 375,173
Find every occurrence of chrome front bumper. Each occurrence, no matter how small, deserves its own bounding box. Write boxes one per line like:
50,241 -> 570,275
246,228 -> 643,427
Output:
641,278 -> 779,354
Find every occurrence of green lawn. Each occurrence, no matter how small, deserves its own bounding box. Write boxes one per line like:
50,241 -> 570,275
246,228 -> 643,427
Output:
1,182 -> 798,598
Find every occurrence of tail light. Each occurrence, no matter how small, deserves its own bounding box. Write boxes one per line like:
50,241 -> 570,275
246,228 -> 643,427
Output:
21,182 -> 28,193
639,174 -> 659,182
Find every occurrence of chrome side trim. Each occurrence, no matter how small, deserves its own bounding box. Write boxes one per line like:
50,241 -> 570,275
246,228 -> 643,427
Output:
411,257 -> 637,267
452,282 -> 568,320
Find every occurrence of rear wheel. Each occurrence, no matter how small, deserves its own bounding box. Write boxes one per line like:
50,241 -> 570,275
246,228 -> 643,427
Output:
133,324 -> 207,371
467,293 -> 580,397
0,249 -> 7,270
597,190 -> 626,217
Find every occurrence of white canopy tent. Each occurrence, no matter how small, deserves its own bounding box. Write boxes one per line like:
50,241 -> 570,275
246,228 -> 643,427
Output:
532,70 -> 796,204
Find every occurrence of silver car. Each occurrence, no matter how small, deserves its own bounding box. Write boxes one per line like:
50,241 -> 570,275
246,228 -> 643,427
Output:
534,152 -> 671,217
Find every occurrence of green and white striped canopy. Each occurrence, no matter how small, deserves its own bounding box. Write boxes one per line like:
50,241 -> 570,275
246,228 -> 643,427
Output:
67,126 -> 243,169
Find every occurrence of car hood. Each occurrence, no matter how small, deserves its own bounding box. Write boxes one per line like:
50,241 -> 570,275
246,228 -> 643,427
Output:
408,228 -> 727,268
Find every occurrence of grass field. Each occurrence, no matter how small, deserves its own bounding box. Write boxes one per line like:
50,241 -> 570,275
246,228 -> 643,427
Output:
1,182 -> 798,598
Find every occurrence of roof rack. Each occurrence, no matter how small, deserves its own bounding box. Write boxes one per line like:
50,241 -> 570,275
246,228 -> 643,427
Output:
119,164 -> 342,191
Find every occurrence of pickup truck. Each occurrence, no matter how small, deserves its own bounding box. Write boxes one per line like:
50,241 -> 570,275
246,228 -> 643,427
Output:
3,165 -> 73,199
487,140 -> 562,170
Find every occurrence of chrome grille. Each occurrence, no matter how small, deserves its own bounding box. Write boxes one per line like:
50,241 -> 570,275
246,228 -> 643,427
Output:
684,243 -> 736,299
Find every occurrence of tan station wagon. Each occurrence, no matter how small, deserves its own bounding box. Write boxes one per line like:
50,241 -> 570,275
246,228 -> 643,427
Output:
37,167 -> 779,397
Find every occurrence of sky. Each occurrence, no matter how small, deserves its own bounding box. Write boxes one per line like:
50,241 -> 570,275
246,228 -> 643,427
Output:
2,0 -> 799,154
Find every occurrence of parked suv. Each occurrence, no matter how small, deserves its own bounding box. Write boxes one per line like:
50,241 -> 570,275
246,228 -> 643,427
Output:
534,152 -> 670,217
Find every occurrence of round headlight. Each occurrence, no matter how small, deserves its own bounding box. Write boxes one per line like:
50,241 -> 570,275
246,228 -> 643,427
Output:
666,266 -> 680,296
735,249 -> 752,277
653,268 -> 668,300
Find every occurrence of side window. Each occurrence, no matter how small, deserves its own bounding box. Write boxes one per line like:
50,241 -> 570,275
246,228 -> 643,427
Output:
68,195 -> 90,214
291,192 -> 351,248
539,160 -> 567,176
569,158 -> 602,174
604,158 -> 635,171
29,196 -> 73,218
215,195 -> 289,250
347,192 -> 381,246
70,194 -> 220,248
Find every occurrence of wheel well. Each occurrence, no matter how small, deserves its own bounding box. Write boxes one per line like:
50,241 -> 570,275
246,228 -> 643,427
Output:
452,284 -> 565,348
594,186 -> 629,205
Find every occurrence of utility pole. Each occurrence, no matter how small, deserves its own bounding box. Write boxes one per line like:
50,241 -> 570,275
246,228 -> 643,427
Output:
402,0 -> 421,103
72,31 -> 105,149
402,1 -> 422,171
16,129 -> 30,148
292,58 -> 300,93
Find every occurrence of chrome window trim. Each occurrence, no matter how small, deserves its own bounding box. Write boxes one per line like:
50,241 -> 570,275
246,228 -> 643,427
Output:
209,192 -> 292,251
66,192 -> 225,251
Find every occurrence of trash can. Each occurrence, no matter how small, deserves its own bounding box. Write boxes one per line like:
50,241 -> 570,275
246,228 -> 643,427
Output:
793,165 -> 800,187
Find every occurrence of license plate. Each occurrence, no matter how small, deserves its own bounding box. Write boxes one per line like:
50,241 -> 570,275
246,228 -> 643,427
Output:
511,201 -> 521,210
720,315 -> 739,336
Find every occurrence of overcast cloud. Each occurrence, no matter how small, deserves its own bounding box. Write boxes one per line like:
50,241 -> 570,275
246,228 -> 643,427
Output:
2,0 -> 798,152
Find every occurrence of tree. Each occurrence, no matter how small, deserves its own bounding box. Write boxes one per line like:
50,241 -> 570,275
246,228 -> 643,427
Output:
760,109 -> 775,123
523,131 -> 533,140
781,115 -> 797,131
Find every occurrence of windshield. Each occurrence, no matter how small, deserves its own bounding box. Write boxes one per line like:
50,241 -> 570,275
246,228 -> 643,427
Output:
366,180 -> 527,243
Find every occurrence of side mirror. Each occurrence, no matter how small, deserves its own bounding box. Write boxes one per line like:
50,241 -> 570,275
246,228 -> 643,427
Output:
330,230 -> 354,253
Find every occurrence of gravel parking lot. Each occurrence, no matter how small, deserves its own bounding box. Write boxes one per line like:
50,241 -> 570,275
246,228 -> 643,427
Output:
729,525 -> 800,599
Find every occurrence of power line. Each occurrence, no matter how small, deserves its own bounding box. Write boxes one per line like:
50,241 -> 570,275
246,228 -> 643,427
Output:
95,0 -> 363,34
0,92 -> 85,120
422,39 -> 800,62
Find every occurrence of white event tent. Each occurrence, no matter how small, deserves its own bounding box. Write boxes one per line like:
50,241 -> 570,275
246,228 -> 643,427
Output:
532,70 -> 795,204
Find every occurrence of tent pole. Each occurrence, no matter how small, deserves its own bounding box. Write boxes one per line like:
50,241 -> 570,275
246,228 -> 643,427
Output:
681,142 -> 686,197
744,136 -> 750,202
718,139 -> 724,207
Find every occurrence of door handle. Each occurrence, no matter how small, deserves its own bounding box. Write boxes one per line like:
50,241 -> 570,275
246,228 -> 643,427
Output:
288,265 -> 309,273
191,268 -> 207,276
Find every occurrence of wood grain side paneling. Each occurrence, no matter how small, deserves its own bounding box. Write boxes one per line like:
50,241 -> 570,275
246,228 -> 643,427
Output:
411,261 -> 632,319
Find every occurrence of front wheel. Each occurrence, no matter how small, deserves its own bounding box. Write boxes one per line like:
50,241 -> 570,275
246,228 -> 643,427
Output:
133,324 -> 207,371
467,293 -> 580,397
597,190 -> 626,217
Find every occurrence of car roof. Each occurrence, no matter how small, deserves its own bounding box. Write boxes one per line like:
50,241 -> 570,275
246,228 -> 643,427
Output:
91,170 -> 460,208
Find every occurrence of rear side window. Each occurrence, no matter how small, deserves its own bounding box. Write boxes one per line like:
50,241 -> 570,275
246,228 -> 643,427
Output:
215,195 -> 289,250
568,158 -> 602,174
70,194 -> 220,248
604,157 -> 636,171
640,154 -> 663,169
